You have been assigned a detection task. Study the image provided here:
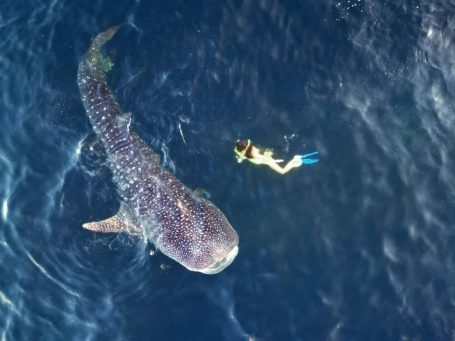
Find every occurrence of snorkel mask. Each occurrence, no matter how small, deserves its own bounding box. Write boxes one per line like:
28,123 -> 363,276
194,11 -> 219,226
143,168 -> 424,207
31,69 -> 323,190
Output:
234,139 -> 251,163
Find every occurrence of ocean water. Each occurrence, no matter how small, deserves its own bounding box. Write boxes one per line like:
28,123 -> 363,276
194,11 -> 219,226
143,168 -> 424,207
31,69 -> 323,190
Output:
1,0 -> 455,340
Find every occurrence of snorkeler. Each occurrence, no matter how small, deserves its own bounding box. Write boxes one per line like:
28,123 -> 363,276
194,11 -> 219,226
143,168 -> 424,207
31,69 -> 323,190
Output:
234,139 -> 319,174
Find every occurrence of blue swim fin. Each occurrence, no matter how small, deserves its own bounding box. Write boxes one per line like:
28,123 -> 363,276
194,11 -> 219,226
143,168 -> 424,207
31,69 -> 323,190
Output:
300,151 -> 319,165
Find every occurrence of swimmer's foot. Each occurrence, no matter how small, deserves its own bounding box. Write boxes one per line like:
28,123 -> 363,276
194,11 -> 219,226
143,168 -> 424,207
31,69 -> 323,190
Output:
284,152 -> 319,172
287,155 -> 305,169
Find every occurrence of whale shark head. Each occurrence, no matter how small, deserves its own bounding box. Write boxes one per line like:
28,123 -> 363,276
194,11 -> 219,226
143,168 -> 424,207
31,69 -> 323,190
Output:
151,199 -> 239,275
198,245 -> 239,274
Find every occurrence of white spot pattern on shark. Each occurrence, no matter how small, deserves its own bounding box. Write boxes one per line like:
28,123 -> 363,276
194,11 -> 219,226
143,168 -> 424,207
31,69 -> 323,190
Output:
77,26 -> 239,274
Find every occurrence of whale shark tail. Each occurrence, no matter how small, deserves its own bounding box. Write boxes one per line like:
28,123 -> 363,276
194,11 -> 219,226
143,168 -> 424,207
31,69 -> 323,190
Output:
86,24 -> 124,73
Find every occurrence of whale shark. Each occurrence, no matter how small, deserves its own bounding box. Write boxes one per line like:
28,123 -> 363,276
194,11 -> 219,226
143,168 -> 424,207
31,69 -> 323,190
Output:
77,26 -> 239,274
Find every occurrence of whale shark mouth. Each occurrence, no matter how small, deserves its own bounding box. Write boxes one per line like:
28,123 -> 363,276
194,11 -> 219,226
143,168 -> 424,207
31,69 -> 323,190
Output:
199,246 -> 239,275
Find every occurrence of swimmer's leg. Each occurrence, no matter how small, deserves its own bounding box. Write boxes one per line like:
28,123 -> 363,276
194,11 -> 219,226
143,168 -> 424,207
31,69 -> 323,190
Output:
256,152 -> 319,175
266,157 -> 304,174
278,152 -> 319,173
265,161 -> 288,174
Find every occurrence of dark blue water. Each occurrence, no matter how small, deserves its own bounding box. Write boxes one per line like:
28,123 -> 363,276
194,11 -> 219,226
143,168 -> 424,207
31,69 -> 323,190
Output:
1,0 -> 455,340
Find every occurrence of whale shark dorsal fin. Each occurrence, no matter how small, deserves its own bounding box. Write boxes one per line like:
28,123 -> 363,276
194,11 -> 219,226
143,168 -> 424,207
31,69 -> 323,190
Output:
83,205 -> 141,236
115,112 -> 132,131
193,188 -> 211,200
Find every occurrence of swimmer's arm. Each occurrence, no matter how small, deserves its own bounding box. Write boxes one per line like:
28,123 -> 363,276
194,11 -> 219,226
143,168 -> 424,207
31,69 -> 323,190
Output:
264,162 -> 288,174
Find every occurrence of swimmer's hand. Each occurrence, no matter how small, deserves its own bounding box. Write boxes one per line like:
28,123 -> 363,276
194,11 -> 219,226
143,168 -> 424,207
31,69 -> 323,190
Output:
261,150 -> 283,163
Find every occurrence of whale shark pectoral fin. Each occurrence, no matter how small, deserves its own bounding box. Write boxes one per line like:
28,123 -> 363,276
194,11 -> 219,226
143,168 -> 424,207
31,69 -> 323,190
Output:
83,205 -> 142,236
83,216 -> 126,233
115,111 -> 132,131
193,188 -> 211,199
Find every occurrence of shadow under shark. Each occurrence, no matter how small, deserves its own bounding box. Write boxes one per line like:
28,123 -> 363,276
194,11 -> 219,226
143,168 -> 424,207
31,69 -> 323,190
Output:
77,25 -> 239,274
